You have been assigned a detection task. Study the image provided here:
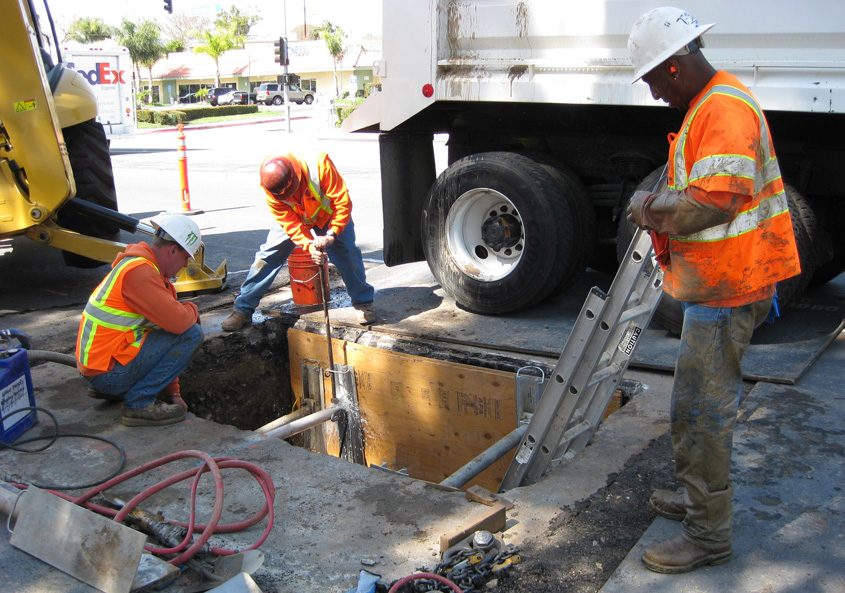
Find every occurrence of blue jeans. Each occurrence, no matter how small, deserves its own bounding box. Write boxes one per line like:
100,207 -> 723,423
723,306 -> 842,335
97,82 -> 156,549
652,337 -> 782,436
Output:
671,299 -> 771,549
87,324 -> 203,409
234,220 -> 375,315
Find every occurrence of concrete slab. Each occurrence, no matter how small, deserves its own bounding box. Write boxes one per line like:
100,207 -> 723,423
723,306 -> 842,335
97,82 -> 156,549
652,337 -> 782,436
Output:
600,380 -> 845,593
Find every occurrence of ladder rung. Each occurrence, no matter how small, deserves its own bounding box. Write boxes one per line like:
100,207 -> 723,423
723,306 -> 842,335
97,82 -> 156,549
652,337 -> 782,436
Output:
616,302 -> 653,325
559,420 -> 592,443
586,363 -> 621,388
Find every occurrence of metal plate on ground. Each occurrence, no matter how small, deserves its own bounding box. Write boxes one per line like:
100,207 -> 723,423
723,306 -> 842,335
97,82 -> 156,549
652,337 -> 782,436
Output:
10,487 -> 146,593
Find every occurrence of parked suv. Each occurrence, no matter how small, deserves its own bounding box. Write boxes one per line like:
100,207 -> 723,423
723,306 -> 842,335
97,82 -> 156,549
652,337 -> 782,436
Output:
207,87 -> 234,106
255,83 -> 315,106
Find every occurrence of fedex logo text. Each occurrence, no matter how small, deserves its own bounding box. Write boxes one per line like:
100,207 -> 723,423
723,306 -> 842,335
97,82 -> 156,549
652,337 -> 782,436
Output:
76,62 -> 127,85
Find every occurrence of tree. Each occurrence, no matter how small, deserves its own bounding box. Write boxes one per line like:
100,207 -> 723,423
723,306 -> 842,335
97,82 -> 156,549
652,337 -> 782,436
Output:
214,6 -> 260,48
161,13 -> 209,51
314,21 -> 346,97
114,19 -> 165,104
194,29 -> 237,88
64,17 -> 113,44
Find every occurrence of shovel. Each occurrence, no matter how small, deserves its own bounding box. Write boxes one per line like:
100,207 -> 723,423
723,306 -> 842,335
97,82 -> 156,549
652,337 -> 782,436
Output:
1,484 -> 154,593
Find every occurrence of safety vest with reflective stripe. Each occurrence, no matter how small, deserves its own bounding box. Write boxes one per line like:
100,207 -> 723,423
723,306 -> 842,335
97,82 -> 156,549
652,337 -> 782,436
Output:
663,73 -> 801,303
277,157 -> 333,226
76,256 -> 159,372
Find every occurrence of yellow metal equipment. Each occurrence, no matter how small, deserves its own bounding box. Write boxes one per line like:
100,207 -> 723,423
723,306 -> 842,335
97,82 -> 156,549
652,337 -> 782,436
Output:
0,0 -> 226,293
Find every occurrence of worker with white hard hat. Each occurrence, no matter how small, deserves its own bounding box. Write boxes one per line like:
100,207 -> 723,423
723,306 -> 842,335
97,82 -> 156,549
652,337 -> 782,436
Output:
625,7 -> 801,574
75,213 -> 205,427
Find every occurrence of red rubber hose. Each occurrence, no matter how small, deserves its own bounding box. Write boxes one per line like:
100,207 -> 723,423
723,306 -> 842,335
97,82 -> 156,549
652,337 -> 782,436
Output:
387,572 -> 463,593
45,449 -> 276,565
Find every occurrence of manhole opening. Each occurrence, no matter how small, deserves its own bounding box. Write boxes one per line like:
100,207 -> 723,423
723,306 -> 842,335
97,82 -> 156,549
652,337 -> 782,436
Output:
183,317 -> 639,492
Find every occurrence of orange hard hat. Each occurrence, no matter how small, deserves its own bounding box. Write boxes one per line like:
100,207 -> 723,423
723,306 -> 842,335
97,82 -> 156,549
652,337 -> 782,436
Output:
260,155 -> 302,198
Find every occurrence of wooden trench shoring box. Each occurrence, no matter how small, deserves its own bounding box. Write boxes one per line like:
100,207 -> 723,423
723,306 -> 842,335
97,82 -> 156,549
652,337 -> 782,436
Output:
287,328 -> 518,491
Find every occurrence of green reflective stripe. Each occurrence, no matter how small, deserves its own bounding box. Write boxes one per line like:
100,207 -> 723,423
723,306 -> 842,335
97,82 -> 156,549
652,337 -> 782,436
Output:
674,191 -> 789,243
672,84 -> 773,191
302,157 -> 333,226
79,256 -> 156,365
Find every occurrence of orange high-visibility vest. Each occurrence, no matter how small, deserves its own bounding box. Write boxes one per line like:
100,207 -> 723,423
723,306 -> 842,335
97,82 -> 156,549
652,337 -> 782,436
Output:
663,72 -> 800,303
274,155 -> 333,227
76,256 -> 159,372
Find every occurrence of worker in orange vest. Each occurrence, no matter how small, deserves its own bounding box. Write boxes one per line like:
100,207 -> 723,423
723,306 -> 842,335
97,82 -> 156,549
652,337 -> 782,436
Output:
221,151 -> 375,331
76,214 -> 204,427
625,7 -> 801,573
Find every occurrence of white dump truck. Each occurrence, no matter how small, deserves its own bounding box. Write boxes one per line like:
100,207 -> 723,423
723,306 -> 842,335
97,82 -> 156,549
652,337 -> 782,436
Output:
346,0 -> 845,327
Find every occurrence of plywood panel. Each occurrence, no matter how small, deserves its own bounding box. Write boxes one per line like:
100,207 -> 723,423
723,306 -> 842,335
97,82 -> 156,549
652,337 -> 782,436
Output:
287,329 -> 519,490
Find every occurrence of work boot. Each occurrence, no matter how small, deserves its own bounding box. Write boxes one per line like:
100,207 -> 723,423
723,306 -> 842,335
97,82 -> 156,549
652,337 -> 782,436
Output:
352,302 -> 377,325
649,488 -> 686,521
221,310 -> 251,332
642,534 -> 732,574
157,390 -> 189,412
121,400 -> 186,427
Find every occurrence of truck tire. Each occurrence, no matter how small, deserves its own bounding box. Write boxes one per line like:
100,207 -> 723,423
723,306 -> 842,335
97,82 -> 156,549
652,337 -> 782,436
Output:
617,170 -> 819,334
57,119 -> 120,268
518,152 -> 596,289
422,152 -> 585,314
304,94 -> 314,105
272,96 -> 283,106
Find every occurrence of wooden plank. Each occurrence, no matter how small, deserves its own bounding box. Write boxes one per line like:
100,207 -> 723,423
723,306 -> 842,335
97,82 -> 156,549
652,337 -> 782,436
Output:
345,341 -> 516,491
287,329 -> 347,456
439,503 -> 507,553
287,328 -> 518,491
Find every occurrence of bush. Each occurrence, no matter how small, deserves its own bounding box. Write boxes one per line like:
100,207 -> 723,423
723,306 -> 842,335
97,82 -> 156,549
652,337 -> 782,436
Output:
333,97 -> 364,127
135,104 -> 258,126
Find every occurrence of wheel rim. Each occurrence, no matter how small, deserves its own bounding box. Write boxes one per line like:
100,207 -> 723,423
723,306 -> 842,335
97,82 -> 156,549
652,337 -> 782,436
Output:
445,188 -> 524,281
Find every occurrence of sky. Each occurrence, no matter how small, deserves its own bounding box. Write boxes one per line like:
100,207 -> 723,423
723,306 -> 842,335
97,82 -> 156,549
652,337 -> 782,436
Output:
51,0 -> 382,41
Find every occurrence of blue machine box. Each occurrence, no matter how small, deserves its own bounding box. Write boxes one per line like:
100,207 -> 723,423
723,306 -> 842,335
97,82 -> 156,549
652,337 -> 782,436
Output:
0,349 -> 38,444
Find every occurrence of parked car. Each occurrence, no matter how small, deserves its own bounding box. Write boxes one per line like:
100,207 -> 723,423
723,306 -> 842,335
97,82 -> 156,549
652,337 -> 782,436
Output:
232,91 -> 258,105
207,87 -> 234,106
255,83 -> 315,106
216,90 -> 238,105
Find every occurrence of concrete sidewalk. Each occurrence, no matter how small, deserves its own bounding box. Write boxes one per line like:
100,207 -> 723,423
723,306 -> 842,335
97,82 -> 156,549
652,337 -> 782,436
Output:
600,329 -> 845,593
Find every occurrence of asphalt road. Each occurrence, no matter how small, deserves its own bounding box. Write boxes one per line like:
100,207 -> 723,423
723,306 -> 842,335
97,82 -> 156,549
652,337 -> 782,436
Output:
0,109 -> 447,315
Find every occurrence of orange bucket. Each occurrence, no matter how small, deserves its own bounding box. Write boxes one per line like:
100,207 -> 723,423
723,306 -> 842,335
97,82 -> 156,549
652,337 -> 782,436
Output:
288,247 -> 327,306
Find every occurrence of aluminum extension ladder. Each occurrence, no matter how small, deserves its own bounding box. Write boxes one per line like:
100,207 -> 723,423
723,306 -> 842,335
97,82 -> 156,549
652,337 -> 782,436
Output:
499,228 -> 664,490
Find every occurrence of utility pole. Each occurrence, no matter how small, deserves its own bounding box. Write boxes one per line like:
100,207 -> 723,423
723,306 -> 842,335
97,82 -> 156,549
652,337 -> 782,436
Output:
283,0 -> 292,132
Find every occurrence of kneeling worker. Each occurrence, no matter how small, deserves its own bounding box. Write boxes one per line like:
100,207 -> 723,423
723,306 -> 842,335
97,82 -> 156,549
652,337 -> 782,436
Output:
76,214 -> 204,426
221,151 -> 375,331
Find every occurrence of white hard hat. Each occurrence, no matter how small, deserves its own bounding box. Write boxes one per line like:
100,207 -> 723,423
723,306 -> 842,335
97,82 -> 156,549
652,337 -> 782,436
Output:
628,7 -> 715,83
149,213 -> 202,258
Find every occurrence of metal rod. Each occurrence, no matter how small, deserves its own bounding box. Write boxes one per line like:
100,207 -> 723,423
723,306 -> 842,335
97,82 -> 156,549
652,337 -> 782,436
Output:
255,404 -> 313,434
318,259 -> 337,396
262,406 -> 339,440
440,424 -> 528,489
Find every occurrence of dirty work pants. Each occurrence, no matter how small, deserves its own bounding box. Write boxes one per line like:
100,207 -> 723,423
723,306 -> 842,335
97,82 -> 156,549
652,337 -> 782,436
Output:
233,220 -> 375,316
86,324 -> 203,409
672,298 -> 771,549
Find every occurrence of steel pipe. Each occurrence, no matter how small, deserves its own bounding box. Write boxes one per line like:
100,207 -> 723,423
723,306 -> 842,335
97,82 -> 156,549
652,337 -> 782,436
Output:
440,424 -> 528,489
262,406 -> 341,440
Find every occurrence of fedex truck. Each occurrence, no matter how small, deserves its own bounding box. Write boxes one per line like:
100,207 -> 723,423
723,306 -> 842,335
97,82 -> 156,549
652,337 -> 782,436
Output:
345,0 -> 845,330
61,45 -> 135,136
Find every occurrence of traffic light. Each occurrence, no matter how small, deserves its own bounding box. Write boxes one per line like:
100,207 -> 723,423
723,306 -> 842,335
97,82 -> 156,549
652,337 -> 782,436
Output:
274,37 -> 289,66
163,0 -> 172,13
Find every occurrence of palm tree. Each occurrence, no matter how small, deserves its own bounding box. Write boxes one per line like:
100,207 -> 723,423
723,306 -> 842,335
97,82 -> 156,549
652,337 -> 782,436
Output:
64,17 -> 114,44
114,19 -> 165,103
315,21 -> 346,97
194,29 -> 237,88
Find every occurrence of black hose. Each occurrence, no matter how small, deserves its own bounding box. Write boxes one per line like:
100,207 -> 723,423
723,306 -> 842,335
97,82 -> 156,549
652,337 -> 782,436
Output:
25,350 -> 76,367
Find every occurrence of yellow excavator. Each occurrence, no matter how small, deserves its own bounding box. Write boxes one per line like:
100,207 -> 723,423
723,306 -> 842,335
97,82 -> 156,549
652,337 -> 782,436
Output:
0,0 -> 226,293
